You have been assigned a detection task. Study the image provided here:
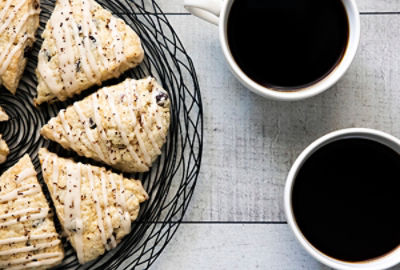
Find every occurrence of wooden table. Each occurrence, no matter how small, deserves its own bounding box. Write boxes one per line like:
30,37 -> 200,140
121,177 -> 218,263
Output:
148,1 -> 400,269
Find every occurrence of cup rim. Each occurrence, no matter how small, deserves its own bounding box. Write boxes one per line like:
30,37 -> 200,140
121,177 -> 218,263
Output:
284,128 -> 400,270
218,0 -> 361,101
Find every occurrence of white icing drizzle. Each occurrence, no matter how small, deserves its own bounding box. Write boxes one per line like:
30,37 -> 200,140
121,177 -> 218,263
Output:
132,80 -> 161,156
51,4 -> 78,91
124,80 -> 152,165
87,168 -> 109,250
151,101 -> 163,129
73,102 -> 106,161
104,87 -> 147,167
0,207 -> 44,220
0,184 -> 39,203
41,153 -> 50,173
42,153 -> 58,192
0,239 -> 60,256
0,233 -> 58,245
0,155 -> 62,269
116,174 -> 131,234
84,0 -> 108,69
64,162 -> 84,263
108,173 -> 130,236
0,0 -> 15,23
61,0 -> 97,85
80,0 -> 104,79
150,83 -> 165,129
0,34 -> 33,75
109,17 -> 126,68
59,109 -> 75,142
0,252 -> 63,269
15,168 -> 37,182
92,93 -> 115,164
0,6 -> 40,75
13,187 -> 39,197
38,0 -> 127,97
142,108 -> 161,156
37,55 -> 62,95
0,0 -> 27,33
6,256 -> 63,270
100,171 -> 116,248
0,208 -> 48,227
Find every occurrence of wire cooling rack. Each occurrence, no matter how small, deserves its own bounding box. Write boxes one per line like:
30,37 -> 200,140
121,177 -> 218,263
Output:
0,0 -> 203,269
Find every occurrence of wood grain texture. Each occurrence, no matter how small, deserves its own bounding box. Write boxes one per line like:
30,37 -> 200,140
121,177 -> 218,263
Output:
358,0 -> 400,12
152,224 -> 325,270
152,224 -> 400,270
146,3 -> 400,269
164,14 -> 400,222
148,0 -> 400,14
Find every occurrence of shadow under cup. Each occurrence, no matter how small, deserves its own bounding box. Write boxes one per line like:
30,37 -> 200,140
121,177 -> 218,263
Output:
226,0 -> 350,91
285,129 -> 400,270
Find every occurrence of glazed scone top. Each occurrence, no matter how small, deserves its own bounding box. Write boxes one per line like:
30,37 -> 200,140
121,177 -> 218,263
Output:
0,154 -> 64,270
41,77 -> 171,173
35,0 -> 144,104
0,0 -> 40,93
39,148 -> 148,264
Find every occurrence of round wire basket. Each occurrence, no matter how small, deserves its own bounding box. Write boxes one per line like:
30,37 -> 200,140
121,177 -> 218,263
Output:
0,0 -> 203,269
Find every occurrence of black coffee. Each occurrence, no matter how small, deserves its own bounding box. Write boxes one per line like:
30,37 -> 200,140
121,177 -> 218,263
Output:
227,0 -> 349,90
292,138 -> 400,262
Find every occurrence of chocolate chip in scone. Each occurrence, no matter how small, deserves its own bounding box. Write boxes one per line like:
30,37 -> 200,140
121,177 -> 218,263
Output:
89,118 -> 97,129
155,91 -> 169,107
89,35 -> 96,43
77,24 -> 83,35
76,59 -> 81,72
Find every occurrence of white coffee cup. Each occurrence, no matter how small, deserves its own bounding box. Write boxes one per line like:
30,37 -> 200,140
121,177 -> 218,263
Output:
284,128 -> 400,270
184,0 -> 361,101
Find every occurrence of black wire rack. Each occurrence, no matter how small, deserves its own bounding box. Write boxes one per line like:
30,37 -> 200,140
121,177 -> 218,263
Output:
0,0 -> 203,269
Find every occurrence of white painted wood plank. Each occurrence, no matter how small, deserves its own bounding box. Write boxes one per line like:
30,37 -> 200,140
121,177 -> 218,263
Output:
152,224 -> 400,269
357,0 -> 400,12
152,224 -> 325,270
165,14 -> 400,222
150,0 -> 400,14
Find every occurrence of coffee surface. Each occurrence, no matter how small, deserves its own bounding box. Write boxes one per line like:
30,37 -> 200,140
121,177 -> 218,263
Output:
292,138 -> 400,262
227,0 -> 349,89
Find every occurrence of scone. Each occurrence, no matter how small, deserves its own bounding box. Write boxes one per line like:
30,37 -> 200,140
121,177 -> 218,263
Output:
0,135 -> 9,164
0,154 -> 64,270
38,148 -> 148,264
40,77 -> 170,173
34,0 -> 144,104
0,0 -> 40,94
0,107 -> 9,122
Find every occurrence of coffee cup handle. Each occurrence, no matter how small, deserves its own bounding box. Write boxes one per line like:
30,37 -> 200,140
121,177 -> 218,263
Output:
184,0 -> 222,26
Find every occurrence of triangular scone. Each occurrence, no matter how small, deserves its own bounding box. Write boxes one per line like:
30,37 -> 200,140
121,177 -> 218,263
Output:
34,0 -> 144,105
0,0 -> 40,94
0,154 -> 64,270
40,77 -> 170,173
38,148 -> 148,264
0,106 -> 9,122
